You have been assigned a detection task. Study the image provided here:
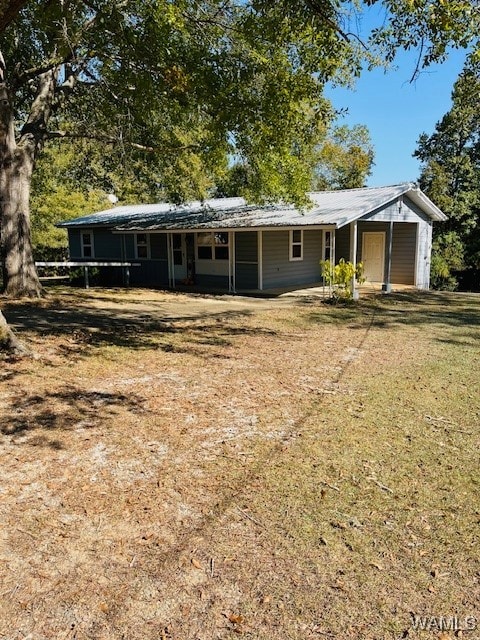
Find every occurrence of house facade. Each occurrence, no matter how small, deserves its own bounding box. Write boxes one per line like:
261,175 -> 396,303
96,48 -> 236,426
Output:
59,184 -> 447,293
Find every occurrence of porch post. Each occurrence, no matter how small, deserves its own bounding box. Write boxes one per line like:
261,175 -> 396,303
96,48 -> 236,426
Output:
231,231 -> 236,293
167,233 -> 175,289
258,230 -> 263,291
166,233 -> 171,287
383,221 -> 393,293
171,234 -> 176,289
350,221 -> 358,300
331,228 -> 336,292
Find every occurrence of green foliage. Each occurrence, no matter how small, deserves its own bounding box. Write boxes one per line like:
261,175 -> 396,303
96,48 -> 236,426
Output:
430,231 -> 465,290
1,0 -> 372,208
415,59 -> 480,273
313,125 -> 374,190
368,0 -> 480,74
30,144 -> 111,258
320,258 -> 365,300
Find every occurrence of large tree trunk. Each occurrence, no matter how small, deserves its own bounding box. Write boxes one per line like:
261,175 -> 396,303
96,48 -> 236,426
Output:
0,140 -> 41,297
0,64 -> 57,298
0,308 -> 30,356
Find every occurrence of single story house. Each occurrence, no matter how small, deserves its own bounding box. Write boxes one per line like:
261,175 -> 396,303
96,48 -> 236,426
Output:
58,183 -> 447,294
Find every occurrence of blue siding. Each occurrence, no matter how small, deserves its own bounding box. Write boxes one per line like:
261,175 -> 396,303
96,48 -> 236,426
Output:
236,263 -> 258,289
129,260 -> 169,287
68,230 -> 82,258
391,223 -> 416,284
93,230 -> 123,259
124,235 -> 135,260
196,274 -> 229,288
151,234 -> 168,259
235,231 -> 258,262
262,230 -> 323,289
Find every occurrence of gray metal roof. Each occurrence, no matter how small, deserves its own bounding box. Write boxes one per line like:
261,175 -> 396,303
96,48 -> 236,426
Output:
58,183 -> 447,232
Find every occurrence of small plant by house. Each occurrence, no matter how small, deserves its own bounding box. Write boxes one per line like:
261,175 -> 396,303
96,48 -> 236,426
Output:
320,258 -> 365,300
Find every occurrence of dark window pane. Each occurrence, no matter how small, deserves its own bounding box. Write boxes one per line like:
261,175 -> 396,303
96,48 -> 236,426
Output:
173,250 -> 183,265
292,244 -> 302,258
173,235 -> 182,249
137,233 -> 147,244
137,245 -> 148,258
292,230 -> 302,243
215,246 -> 229,260
83,246 -> 92,257
198,246 -> 212,259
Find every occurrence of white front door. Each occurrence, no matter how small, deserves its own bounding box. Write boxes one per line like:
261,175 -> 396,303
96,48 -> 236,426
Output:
362,232 -> 385,282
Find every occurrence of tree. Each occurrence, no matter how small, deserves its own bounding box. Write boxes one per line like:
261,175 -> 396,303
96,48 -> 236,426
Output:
415,59 -> 480,287
313,124 -> 374,190
368,0 -> 480,79
0,0 -> 368,299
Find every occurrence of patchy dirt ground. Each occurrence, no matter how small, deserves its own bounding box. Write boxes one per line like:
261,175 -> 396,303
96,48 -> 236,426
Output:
0,287 -> 479,639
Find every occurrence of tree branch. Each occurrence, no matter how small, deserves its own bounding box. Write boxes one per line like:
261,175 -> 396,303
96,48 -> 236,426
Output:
0,0 -> 28,34
46,130 -> 201,153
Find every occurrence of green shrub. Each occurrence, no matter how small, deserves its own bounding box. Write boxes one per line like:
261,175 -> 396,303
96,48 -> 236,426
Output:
430,232 -> 464,290
320,258 -> 365,300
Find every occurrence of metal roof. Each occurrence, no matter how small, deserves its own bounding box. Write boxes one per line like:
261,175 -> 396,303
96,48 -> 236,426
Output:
58,183 -> 447,232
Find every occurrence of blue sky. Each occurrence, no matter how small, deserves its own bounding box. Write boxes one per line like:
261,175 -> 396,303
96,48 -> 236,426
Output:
325,48 -> 468,187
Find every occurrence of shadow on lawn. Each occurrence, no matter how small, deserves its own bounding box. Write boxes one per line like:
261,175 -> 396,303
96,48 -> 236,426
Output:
1,388 -> 144,449
307,291 -> 480,345
3,297 -> 260,356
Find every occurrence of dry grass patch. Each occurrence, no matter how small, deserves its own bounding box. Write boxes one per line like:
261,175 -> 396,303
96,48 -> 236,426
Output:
0,288 -> 479,639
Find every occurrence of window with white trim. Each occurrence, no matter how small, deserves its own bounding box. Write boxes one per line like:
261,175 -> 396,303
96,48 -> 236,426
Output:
323,230 -> 332,261
81,231 -> 94,258
135,233 -> 150,259
289,229 -> 303,261
196,232 -> 229,260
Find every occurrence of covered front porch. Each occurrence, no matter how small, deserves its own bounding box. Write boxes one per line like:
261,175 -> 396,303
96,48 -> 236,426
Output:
334,218 -> 433,294
159,219 -> 429,296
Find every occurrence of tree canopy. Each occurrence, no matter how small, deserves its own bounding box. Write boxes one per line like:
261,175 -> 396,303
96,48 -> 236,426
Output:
415,57 -> 480,287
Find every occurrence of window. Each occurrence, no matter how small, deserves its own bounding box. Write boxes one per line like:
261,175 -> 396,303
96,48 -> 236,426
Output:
323,230 -> 332,261
172,234 -> 183,265
289,229 -> 303,261
81,231 -> 93,258
197,232 -> 213,259
135,233 -> 150,259
196,232 -> 229,260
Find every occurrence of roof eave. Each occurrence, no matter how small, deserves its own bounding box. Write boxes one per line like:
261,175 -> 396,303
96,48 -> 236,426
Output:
406,187 -> 448,221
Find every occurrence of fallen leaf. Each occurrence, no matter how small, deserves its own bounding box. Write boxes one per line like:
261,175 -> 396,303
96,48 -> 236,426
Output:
228,613 -> 245,624
191,558 -> 203,569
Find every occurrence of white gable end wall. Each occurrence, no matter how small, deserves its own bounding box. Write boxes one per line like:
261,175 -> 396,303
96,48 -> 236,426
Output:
360,196 -> 431,225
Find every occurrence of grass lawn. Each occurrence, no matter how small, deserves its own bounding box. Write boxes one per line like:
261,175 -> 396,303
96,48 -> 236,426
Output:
0,287 -> 479,639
